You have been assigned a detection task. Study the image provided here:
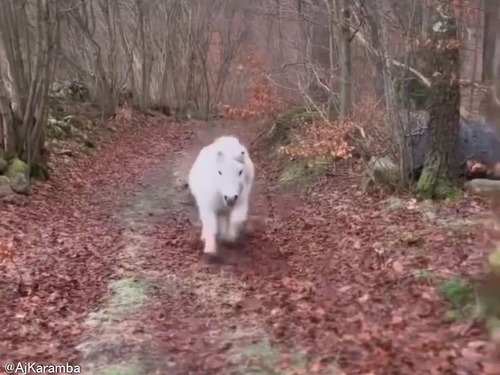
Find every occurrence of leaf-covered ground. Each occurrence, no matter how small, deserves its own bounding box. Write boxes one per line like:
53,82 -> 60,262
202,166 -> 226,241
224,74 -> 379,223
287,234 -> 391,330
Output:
1,110 -> 499,374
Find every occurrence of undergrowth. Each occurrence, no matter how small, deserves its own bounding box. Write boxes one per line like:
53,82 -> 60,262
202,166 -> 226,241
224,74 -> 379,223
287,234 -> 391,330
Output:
265,106 -> 357,189
278,157 -> 334,189
266,106 -> 320,148
437,275 -> 500,332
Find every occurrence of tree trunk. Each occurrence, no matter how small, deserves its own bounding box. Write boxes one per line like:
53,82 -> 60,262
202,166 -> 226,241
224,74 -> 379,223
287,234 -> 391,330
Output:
480,0 -> 500,124
364,0 -> 384,97
482,0 -> 499,82
416,2 -> 461,199
0,0 -> 60,166
338,0 -> 352,120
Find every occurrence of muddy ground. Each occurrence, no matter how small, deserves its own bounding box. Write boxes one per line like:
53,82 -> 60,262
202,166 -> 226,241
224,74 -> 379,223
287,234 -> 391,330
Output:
0,110 -> 498,374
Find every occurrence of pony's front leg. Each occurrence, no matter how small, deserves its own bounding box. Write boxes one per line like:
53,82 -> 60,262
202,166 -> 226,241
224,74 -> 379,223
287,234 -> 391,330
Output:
199,209 -> 218,254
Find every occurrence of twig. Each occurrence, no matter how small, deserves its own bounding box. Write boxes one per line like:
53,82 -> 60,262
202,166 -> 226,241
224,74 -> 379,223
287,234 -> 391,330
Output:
250,122 -> 276,147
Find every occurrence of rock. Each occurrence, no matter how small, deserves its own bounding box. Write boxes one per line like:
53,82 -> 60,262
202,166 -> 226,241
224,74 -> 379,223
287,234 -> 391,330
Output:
465,179 -> 500,196
0,175 -> 13,198
381,196 -> 404,211
50,125 -> 66,139
63,115 -> 84,128
419,199 -> 437,222
10,173 -> 29,194
361,156 -> 400,189
57,149 -> 74,157
6,157 -> 29,179
57,121 -> 74,136
460,117 -> 500,166
84,139 -> 95,149
0,157 -> 7,173
407,111 -> 500,179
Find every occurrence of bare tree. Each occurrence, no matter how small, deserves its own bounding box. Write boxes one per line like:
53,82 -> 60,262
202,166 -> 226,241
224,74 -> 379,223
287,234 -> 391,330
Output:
62,0 -> 123,117
481,0 -> 500,124
0,0 -> 61,166
415,1 -> 461,198
335,0 -> 353,119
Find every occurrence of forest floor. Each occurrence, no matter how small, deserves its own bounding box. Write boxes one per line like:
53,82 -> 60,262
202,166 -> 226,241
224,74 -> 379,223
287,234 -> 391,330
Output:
1,108 -> 499,375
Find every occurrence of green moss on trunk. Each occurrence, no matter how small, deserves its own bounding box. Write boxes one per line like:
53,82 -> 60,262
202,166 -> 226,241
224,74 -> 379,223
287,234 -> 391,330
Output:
416,156 -> 461,200
416,168 -> 461,200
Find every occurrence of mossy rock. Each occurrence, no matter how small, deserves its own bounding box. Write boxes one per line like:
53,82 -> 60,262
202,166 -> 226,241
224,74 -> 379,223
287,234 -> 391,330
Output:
57,121 -> 74,136
48,100 -> 65,117
48,125 -> 66,140
47,117 -> 68,139
0,175 -> 13,197
362,156 -> 400,190
10,173 -> 29,194
63,115 -> 85,128
47,116 -> 63,127
6,158 -> 29,179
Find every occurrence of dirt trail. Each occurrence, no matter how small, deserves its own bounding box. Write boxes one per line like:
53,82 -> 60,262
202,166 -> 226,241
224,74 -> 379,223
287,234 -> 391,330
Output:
0,112 -> 495,375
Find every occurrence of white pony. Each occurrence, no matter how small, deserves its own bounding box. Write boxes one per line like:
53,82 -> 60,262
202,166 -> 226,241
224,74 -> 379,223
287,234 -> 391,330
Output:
188,136 -> 254,255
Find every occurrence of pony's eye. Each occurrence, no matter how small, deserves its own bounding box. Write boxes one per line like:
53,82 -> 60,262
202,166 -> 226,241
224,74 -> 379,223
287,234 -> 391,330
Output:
241,151 -> 245,155
218,171 -> 222,175
238,170 -> 243,176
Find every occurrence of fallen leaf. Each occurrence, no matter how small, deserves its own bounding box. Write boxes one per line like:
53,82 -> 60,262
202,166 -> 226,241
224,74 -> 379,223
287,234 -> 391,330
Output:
358,294 -> 370,303
392,261 -> 404,273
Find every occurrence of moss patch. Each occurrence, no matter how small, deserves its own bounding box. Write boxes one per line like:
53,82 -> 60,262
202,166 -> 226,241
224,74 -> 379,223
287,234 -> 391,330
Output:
441,218 -> 480,234
241,340 -> 280,365
108,278 -> 147,312
88,278 -> 148,324
439,277 -> 473,307
100,364 -> 140,375
438,276 -> 486,322
279,157 -> 333,189
231,339 -> 310,375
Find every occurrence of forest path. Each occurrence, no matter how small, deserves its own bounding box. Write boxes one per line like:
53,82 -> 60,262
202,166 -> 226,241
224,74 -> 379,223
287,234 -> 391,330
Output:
0,110 -> 492,375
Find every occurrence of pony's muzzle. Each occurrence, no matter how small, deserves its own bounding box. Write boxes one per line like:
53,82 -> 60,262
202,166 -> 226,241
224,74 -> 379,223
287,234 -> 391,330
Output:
224,194 -> 238,207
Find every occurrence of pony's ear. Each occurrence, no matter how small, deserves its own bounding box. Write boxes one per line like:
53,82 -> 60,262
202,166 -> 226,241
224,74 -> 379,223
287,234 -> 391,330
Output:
216,150 -> 225,163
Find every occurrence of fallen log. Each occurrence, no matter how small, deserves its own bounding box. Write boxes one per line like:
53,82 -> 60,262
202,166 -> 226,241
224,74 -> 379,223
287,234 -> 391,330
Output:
465,179 -> 500,197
